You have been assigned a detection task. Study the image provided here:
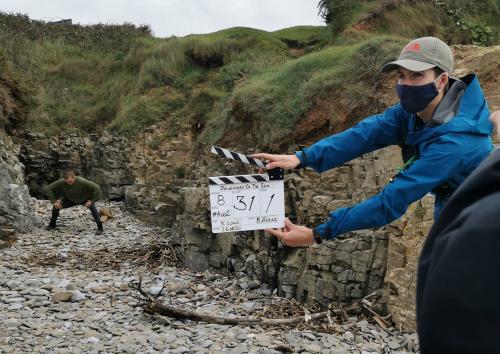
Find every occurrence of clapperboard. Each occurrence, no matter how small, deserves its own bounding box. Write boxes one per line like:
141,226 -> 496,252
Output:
209,146 -> 285,233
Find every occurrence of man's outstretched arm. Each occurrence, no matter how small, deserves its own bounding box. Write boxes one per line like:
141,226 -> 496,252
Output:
268,139 -> 466,246
316,140 -> 464,239
253,105 -> 407,173
297,105 -> 406,173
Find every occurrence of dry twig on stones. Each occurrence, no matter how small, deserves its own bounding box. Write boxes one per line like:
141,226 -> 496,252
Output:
130,278 -> 361,328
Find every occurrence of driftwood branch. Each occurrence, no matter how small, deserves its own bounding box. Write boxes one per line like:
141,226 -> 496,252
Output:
130,279 -> 360,327
145,300 -> 353,326
361,299 -> 391,329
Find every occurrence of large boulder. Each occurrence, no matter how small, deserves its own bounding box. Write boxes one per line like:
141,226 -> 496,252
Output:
0,131 -> 39,243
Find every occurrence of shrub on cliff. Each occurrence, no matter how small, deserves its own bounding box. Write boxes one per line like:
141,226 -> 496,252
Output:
318,0 -> 359,38
360,0 -> 499,46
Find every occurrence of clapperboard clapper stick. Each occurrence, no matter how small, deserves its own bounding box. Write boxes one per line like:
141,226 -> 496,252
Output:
210,146 -> 284,180
208,146 -> 285,233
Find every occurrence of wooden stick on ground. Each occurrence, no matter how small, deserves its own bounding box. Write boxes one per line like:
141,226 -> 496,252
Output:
131,279 -> 360,327
147,299 -> 332,326
168,245 -> 178,262
361,299 -> 391,329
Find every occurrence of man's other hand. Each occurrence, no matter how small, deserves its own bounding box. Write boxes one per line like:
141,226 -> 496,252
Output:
251,153 -> 300,173
54,200 -> 63,209
84,200 -> 93,208
266,218 -> 314,247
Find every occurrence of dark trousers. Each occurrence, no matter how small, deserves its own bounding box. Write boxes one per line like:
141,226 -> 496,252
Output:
50,199 -> 101,226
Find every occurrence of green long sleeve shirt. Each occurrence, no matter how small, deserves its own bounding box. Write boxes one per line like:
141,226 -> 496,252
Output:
46,176 -> 102,204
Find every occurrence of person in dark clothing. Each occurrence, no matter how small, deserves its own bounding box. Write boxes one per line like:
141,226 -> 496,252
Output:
417,110 -> 500,354
46,170 -> 104,235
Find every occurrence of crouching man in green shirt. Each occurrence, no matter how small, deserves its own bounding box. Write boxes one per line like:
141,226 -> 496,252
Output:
46,170 -> 104,235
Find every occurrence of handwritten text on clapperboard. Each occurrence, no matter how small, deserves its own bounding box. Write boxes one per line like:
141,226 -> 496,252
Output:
209,176 -> 285,233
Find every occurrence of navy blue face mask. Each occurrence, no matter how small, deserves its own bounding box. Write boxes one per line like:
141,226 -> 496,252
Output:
396,75 -> 442,113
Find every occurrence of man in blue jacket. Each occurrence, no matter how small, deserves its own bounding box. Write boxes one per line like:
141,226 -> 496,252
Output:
253,37 -> 493,246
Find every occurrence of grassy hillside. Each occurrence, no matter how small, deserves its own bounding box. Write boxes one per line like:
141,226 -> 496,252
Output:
0,0 -> 498,147
0,13 -> 330,137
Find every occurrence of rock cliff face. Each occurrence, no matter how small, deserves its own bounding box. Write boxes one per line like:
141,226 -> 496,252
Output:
124,127 -> 194,226
174,147 -> 403,308
16,44 -> 500,330
0,131 -> 39,245
19,131 -> 133,201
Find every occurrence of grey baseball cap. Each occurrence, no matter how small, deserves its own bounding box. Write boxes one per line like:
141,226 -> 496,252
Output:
381,37 -> 453,73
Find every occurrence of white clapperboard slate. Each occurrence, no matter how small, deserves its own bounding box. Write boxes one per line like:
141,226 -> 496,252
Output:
209,146 -> 285,233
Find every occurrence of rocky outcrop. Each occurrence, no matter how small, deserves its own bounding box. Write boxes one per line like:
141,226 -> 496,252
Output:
124,126 -> 194,226
174,146 -> 403,309
19,131 -> 133,201
0,130 -> 39,243
383,195 -> 434,330
18,125 -> 194,227
20,123 -> 401,307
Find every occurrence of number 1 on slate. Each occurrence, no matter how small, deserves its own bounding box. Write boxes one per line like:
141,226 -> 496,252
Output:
266,194 -> 275,213
249,196 -> 255,211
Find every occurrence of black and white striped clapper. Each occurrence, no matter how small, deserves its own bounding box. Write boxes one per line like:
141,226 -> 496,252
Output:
211,146 -> 266,169
210,146 -> 284,180
209,173 -> 269,185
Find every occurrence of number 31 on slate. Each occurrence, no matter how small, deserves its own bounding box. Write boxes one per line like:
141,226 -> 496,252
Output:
208,174 -> 285,233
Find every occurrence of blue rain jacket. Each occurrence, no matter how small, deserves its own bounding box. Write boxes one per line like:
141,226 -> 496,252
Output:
296,74 -> 493,239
